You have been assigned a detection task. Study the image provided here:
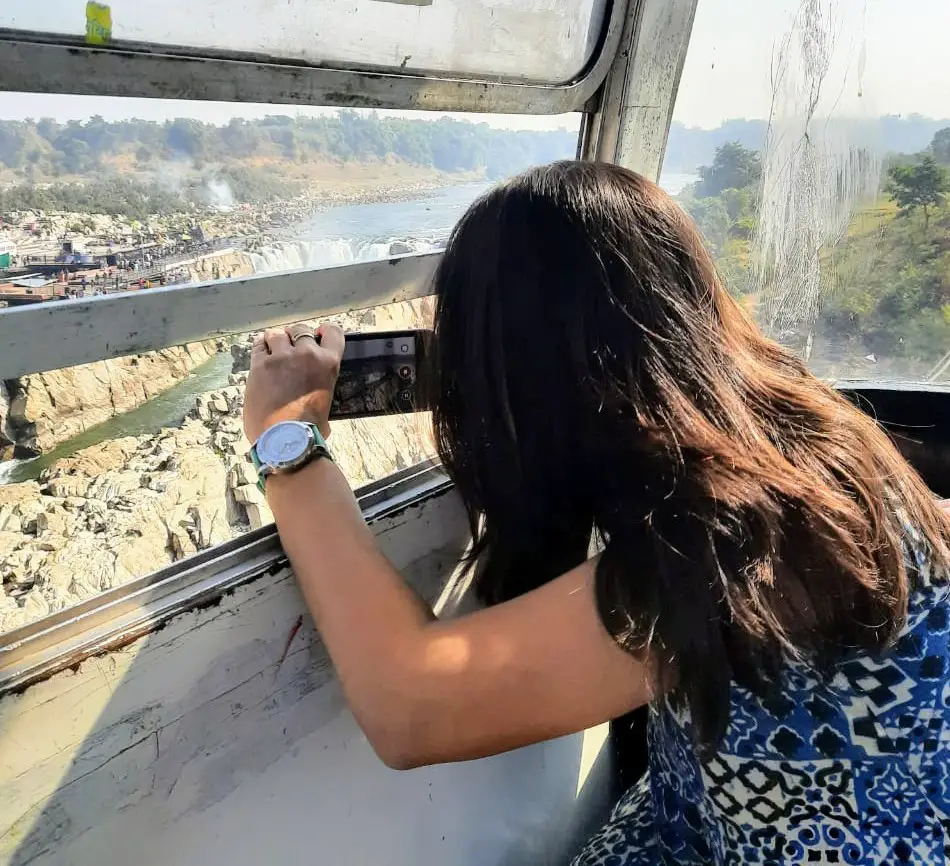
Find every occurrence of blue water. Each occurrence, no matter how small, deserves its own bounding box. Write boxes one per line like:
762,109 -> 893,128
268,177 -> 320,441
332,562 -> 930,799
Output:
295,172 -> 694,243
300,182 -> 491,245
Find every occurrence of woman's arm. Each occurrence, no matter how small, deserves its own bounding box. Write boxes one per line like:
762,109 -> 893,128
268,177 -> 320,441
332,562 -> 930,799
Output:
245,324 -> 653,769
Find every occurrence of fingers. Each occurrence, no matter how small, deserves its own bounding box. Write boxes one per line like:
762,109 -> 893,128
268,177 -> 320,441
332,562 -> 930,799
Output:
315,322 -> 345,361
253,322 -> 342,366
250,333 -> 269,368
263,327 -> 292,357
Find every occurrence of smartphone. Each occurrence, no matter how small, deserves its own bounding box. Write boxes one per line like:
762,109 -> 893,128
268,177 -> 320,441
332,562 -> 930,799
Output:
329,329 -> 430,419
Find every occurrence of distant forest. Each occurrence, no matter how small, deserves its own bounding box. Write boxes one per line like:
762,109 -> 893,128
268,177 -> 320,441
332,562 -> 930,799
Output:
0,111 -> 577,183
2,111 -> 948,182
664,115 -> 950,174
2,111 -> 949,221
679,122 -> 950,379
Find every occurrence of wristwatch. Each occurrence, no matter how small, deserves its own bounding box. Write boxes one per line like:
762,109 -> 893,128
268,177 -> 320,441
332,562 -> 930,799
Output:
250,421 -> 332,492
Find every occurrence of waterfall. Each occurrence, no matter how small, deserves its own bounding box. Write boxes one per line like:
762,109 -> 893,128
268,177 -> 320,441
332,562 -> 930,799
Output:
249,237 -> 442,275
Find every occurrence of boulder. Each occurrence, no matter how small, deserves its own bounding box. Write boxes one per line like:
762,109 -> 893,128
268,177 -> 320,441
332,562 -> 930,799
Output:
0,506 -> 21,533
0,481 -> 41,507
233,484 -> 263,506
85,471 -> 142,503
19,588 -> 50,622
229,459 -> 257,489
244,501 -> 274,531
45,476 -> 93,499
230,340 -> 252,373
191,504 -> 230,549
36,509 -> 73,537
44,437 -> 140,477
211,394 -> 229,415
16,500 -> 44,534
0,531 -> 21,561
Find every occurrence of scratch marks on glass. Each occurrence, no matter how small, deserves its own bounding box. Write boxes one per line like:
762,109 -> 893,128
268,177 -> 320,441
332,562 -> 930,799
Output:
753,0 -> 880,364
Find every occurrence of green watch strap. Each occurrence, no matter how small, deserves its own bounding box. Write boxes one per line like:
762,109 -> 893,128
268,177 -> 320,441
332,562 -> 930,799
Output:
250,422 -> 332,494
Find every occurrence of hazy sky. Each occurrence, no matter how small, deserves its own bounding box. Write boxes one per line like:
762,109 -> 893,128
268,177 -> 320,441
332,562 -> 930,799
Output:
0,0 -> 946,130
674,0 -> 950,128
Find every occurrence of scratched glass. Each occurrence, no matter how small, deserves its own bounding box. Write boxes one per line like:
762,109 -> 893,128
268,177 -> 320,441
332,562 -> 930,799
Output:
0,0 -> 608,84
664,0 -> 950,384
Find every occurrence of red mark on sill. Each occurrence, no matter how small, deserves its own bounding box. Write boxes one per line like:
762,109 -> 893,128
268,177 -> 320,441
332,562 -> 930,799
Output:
276,615 -> 304,672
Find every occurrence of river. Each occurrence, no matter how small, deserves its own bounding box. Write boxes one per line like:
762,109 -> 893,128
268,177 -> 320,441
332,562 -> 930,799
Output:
0,352 -> 236,485
1,172 -> 697,485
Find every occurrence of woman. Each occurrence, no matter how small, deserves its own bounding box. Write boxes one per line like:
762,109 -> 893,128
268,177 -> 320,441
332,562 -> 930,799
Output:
243,162 -> 950,864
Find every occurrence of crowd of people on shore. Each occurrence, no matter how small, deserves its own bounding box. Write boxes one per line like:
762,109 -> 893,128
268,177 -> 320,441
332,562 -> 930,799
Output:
62,264 -> 195,298
48,235 -> 237,298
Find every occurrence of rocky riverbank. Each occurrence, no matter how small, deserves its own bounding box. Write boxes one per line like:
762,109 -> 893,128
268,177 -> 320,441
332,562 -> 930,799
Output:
0,298 -> 435,633
6,168 -> 455,262
0,341 -> 226,459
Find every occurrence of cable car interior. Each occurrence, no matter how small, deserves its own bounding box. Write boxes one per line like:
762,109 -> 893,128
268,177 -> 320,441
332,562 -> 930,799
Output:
1,1 -> 949,863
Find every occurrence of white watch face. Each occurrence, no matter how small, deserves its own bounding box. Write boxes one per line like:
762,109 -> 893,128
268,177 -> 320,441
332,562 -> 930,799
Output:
257,422 -> 312,470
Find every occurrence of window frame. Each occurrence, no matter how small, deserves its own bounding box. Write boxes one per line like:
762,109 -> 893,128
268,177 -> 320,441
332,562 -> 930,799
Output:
0,0 -> 627,117
0,253 -> 441,380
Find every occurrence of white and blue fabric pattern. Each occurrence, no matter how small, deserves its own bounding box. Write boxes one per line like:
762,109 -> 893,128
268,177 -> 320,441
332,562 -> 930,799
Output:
574,530 -> 950,865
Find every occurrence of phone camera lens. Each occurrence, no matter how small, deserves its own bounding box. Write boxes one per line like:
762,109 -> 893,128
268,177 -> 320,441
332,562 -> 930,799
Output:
400,343 -> 409,353
399,365 -> 412,379
401,391 -> 412,402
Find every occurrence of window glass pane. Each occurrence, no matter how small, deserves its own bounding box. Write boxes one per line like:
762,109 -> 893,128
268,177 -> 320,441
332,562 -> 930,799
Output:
0,0 -> 608,84
0,300 -> 434,634
663,0 -> 950,383
0,95 -> 580,633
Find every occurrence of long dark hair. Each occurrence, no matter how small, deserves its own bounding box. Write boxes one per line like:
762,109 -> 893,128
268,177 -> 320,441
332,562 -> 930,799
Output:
427,160 -> 950,746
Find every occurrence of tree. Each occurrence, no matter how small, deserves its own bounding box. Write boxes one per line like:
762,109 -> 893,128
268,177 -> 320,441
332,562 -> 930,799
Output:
686,197 -> 731,253
695,142 -> 762,198
0,124 -> 27,169
887,156 -> 950,229
165,118 -> 213,159
932,128 -> 950,165
721,186 -> 753,222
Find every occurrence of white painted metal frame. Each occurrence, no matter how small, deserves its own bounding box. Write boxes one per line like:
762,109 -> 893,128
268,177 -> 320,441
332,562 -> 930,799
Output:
0,0 -> 700,383
581,0 -> 699,178
0,0 -> 701,664
0,0 -> 626,115
0,252 -> 440,380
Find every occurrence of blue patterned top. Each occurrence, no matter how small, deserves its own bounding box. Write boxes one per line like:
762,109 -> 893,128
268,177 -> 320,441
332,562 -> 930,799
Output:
574,529 -> 950,865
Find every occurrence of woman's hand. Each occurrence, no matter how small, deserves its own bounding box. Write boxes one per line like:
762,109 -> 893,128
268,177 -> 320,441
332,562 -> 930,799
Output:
243,322 -> 344,443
